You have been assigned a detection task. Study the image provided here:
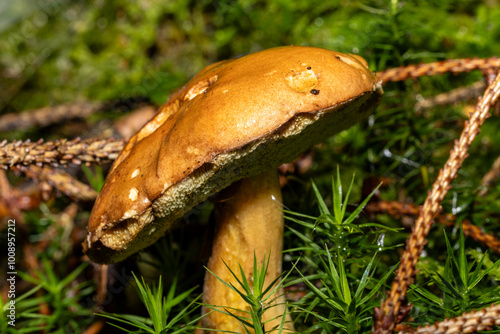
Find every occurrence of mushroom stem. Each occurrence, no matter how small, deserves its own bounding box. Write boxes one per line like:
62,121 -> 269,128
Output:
202,169 -> 294,332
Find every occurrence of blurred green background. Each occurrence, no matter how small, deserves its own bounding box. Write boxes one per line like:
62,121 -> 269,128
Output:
1,0 -> 499,113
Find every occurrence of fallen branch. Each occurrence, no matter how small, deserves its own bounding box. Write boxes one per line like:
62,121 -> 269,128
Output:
376,57 -> 500,84
0,102 -> 106,132
0,138 -> 125,169
400,303 -> 500,334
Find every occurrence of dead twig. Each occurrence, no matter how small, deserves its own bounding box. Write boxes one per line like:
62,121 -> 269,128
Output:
0,138 -> 125,169
0,101 -> 107,132
22,165 -> 97,201
415,81 -> 486,113
377,57 -> 500,84
366,201 -> 500,254
478,155 -> 500,197
398,303 -> 500,334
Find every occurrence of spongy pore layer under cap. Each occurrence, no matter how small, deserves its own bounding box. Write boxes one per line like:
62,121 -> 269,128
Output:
85,45 -> 383,263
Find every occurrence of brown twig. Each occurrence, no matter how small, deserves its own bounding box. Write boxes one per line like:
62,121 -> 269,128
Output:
376,57 -> 500,84
366,201 -> 420,218
415,81 -> 486,113
478,155 -> 500,197
366,201 -> 500,254
0,102 -> 106,132
398,303 -> 500,334
0,138 -> 125,169
458,216 -> 500,253
22,165 -> 97,201
373,72 -> 500,333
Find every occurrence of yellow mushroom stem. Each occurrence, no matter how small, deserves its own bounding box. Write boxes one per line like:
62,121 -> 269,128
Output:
202,169 -> 294,332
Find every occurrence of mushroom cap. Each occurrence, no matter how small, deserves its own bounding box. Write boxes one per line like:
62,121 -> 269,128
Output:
85,46 -> 383,263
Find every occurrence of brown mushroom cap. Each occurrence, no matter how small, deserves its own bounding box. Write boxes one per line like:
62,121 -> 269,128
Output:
85,46 -> 383,263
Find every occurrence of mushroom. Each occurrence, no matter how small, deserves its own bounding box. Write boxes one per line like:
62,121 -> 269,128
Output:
84,46 -> 383,331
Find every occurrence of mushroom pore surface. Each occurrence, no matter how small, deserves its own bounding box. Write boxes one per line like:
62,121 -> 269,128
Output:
85,46 -> 383,263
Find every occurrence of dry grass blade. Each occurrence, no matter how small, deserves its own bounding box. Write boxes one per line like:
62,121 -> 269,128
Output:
0,138 -> 125,169
398,303 -> 500,334
373,72 -> 500,333
376,58 -> 500,84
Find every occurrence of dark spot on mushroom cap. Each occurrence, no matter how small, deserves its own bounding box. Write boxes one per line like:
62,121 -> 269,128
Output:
335,55 -> 341,60
310,89 -> 320,95
307,66 -> 311,70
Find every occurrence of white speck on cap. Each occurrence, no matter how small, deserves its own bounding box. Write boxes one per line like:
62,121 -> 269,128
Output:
131,168 -> 141,179
129,188 -> 138,201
